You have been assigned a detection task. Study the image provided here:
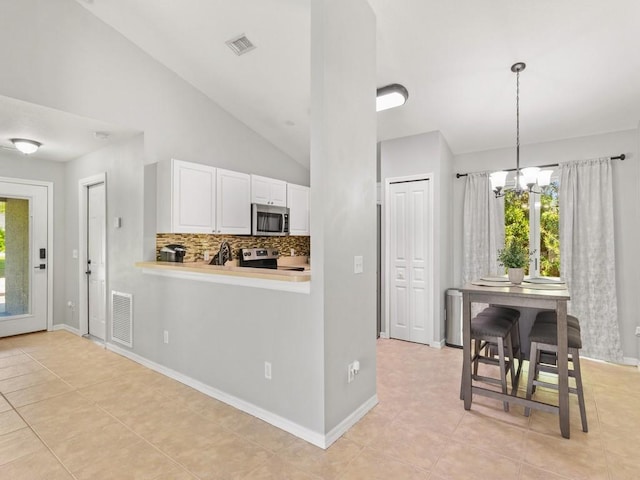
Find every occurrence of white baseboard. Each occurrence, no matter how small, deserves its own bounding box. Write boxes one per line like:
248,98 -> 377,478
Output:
324,394 -> 378,448
584,354 -> 639,368
52,324 -> 81,336
431,338 -> 446,349
106,342 -> 374,449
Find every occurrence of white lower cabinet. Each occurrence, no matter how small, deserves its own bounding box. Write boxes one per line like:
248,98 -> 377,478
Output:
287,184 -> 310,236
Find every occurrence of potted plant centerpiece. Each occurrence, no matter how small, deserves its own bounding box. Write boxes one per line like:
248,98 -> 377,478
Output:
497,240 -> 533,285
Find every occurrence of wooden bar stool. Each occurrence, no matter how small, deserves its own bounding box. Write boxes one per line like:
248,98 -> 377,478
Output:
483,306 -> 524,378
470,306 -> 521,411
525,314 -> 588,432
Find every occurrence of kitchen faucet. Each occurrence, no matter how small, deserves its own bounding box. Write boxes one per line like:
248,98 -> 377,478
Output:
210,241 -> 231,266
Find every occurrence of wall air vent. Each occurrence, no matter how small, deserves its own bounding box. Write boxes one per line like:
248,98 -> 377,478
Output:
226,34 -> 256,56
111,290 -> 133,348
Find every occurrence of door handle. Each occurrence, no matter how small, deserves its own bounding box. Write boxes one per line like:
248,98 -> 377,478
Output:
34,264 -> 46,270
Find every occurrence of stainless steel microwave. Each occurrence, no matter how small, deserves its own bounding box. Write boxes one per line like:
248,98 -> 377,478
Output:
251,203 -> 290,236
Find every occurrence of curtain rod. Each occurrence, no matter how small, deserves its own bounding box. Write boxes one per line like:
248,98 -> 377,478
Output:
455,154 -> 625,179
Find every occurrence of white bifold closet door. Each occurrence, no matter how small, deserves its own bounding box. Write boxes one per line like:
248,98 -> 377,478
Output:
388,179 -> 433,345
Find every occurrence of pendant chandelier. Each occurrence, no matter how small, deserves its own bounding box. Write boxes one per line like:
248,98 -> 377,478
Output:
490,62 -> 552,197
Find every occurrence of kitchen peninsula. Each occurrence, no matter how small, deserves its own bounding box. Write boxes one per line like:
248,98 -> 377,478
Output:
136,257 -> 311,294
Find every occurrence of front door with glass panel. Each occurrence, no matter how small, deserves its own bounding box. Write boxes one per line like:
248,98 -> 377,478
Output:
0,181 -> 48,337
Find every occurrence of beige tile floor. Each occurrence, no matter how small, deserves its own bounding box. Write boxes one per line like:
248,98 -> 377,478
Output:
0,330 -> 638,479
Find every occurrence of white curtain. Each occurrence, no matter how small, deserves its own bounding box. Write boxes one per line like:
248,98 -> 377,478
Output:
462,172 -> 505,285
559,158 -> 623,363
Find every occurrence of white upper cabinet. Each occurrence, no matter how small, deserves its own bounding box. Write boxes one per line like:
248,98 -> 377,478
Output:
287,184 -> 310,236
251,174 -> 287,206
157,159 -> 251,234
157,159 -> 216,233
216,168 -> 251,235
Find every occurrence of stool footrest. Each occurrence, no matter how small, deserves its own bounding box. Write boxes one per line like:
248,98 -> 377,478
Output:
533,379 -> 579,395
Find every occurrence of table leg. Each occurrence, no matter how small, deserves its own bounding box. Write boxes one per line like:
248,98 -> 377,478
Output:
462,292 -> 472,410
556,300 -> 570,438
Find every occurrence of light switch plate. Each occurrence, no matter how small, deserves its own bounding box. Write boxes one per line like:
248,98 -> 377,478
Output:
354,255 -> 363,274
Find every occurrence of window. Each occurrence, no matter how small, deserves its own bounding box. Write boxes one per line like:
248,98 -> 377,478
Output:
504,181 -> 560,278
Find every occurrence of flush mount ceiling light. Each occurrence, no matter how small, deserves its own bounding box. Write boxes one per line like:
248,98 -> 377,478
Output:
376,84 -> 409,112
489,62 -> 552,198
10,138 -> 42,155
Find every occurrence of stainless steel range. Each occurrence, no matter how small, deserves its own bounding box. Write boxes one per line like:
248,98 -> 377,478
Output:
239,248 -> 279,269
239,248 -> 305,271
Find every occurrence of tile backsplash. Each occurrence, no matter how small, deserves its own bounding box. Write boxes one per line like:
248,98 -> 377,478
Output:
156,233 -> 310,263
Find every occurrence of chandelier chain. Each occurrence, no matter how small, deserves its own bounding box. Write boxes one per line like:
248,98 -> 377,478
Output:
515,67 -> 521,191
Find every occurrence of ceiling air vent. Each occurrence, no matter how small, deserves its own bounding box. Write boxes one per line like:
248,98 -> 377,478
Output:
226,34 -> 256,56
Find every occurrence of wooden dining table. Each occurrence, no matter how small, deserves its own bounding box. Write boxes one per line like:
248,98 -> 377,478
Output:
461,281 -> 573,438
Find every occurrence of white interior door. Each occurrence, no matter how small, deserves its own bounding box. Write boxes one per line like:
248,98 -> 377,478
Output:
388,179 -> 433,345
0,181 -> 48,337
87,182 -> 106,340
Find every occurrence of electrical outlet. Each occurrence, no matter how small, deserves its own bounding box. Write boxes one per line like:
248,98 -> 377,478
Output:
347,360 -> 360,383
204,251 -> 210,261
635,326 -> 640,337
264,361 -> 272,380
163,330 -> 169,344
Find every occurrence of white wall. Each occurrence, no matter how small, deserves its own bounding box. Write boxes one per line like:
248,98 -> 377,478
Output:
438,135 -> 454,341
63,136 -> 146,332
0,0 -> 308,185
452,129 -> 640,361
637,123 -> 640,363
379,131 -> 454,345
60,134 -> 325,433
310,0 -> 378,432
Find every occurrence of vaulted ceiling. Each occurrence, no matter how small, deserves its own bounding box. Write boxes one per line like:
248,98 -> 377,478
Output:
64,0 -> 640,168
